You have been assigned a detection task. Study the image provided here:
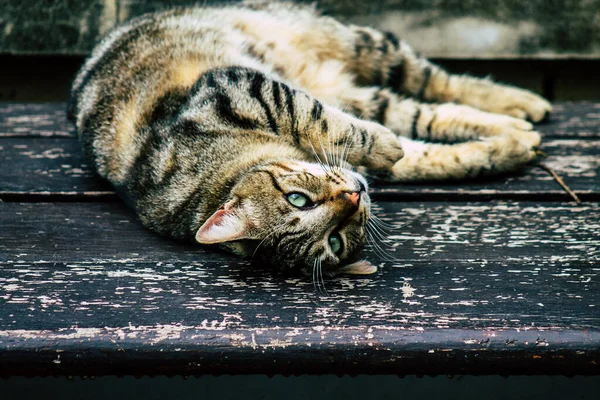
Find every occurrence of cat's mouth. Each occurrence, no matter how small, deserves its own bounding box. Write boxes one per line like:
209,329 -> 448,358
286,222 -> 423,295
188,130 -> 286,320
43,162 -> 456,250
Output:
337,260 -> 377,275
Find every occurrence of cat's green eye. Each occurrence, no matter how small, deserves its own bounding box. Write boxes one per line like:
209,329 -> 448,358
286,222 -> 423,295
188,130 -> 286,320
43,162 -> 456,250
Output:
329,233 -> 343,255
286,192 -> 310,208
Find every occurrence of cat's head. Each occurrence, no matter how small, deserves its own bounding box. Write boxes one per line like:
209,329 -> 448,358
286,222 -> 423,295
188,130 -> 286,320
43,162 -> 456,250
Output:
195,160 -> 376,276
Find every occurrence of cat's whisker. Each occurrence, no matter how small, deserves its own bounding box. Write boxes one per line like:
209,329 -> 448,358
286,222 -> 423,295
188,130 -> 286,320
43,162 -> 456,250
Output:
369,216 -> 402,235
319,137 -> 334,175
308,138 -> 331,176
312,259 -> 319,295
371,209 -> 429,232
369,212 -> 400,229
365,223 -> 399,262
325,124 -> 336,169
318,257 -> 329,297
340,134 -> 356,170
309,129 -> 333,177
365,228 -> 392,262
251,220 -> 289,259
333,127 -> 346,170
367,221 -> 397,252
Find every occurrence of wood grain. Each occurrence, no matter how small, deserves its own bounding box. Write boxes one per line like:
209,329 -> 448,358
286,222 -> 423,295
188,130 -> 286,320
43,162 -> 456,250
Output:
1,101 -> 599,377
1,138 -> 598,201
1,102 -> 599,139
1,201 -> 598,376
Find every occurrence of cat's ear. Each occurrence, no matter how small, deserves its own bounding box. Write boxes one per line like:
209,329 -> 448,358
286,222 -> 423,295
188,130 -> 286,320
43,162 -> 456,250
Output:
195,200 -> 253,244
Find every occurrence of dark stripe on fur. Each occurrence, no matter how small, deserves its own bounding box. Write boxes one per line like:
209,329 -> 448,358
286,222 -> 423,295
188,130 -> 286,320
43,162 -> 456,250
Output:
321,119 -> 328,134
272,80 -> 282,111
214,92 -> 260,130
281,84 -> 299,145
367,134 -> 375,154
147,88 -> 189,123
249,72 -> 278,134
260,170 -> 285,194
358,126 -> 367,147
387,62 -> 405,92
311,99 -> 323,121
411,108 -> 421,140
426,113 -> 436,141
372,91 -> 389,124
226,68 -> 239,84
272,162 -> 295,172
417,67 -> 432,100
384,31 -> 400,50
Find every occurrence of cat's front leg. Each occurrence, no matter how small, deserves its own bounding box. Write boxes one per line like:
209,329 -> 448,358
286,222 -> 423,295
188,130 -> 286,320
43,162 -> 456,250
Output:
310,107 -> 405,171
192,67 -> 405,171
377,135 -> 537,182
376,102 -> 542,181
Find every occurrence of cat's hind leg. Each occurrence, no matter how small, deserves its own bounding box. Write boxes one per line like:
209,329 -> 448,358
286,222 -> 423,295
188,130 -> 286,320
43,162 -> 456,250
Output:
342,25 -> 552,122
292,19 -> 551,122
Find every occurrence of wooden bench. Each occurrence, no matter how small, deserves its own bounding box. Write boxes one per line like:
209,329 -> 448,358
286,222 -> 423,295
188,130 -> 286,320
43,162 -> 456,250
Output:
0,102 -> 599,376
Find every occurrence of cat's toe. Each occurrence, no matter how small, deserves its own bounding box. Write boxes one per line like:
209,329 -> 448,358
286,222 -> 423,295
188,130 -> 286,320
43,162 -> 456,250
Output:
528,101 -> 553,123
518,130 -> 542,148
356,124 -> 404,170
366,135 -> 404,170
510,93 -> 552,123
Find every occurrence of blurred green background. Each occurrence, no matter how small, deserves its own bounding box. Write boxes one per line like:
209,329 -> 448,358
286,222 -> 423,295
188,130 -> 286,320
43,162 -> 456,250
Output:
1,0 -> 600,102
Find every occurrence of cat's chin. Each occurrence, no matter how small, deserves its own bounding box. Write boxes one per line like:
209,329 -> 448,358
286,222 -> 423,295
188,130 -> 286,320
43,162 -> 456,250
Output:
337,260 -> 377,275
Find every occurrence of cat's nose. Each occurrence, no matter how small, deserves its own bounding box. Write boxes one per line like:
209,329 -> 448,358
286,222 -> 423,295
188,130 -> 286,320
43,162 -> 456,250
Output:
345,191 -> 360,207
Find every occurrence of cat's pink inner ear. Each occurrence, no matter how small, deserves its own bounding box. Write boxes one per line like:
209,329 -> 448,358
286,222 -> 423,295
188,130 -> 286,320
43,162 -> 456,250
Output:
195,203 -> 250,244
338,260 -> 377,275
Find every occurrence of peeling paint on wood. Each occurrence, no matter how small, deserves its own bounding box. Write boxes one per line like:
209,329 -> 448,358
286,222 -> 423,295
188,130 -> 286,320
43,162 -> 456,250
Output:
0,100 -> 599,376
0,139 -> 599,201
2,102 -> 598,139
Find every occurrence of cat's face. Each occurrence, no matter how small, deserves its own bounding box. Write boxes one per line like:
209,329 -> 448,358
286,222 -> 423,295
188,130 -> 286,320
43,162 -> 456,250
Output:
196,160 -> 376,276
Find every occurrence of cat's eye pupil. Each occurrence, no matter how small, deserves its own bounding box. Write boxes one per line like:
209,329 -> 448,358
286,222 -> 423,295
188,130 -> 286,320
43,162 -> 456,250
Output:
329,233 -> 342,255
287,193 -> 308,208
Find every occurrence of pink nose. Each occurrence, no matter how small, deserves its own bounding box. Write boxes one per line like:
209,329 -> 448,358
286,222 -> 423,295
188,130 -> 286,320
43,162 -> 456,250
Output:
345,191 -> 360,207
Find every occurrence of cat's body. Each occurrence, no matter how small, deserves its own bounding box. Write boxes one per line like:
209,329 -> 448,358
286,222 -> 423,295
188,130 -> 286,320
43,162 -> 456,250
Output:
69,1 -> 551,276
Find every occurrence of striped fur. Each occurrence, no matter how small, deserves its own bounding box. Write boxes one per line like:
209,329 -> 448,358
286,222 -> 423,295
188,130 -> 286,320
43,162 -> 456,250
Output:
70,1 -> 551,275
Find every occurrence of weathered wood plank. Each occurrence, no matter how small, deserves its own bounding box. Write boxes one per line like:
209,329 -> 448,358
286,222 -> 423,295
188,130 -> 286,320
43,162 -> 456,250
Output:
2,202 -> 599,264
0,103 -> 74,138
1,102 -> 599,138
1,326 -> 598,376
0,138 -> 112,197
1,202 -> 597,327
1,138 -> 598,200
538,102 -> 600,138
0,201 -> 598,376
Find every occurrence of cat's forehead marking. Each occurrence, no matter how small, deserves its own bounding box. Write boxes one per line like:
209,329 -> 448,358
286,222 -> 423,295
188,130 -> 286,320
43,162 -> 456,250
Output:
292,161 -> 353,185
294,161 -> 327,176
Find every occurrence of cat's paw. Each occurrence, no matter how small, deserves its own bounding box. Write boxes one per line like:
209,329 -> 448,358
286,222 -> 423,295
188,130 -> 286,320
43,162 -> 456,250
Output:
435,104 -> 541,147
355,121 -> 404,170
480,135 -> 538,172
478,86 -> 552,123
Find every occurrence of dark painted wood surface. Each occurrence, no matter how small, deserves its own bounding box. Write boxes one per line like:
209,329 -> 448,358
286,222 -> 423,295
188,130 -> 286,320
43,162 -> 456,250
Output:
2,102 -> 600,139
0,102 -> 598,376
1,137 -> 598,201
1,201 -> 599,375
1,103 -> 599,201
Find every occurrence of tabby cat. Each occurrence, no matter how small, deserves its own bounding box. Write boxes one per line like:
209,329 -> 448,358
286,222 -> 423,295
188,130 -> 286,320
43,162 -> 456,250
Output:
68,1 -> 551,277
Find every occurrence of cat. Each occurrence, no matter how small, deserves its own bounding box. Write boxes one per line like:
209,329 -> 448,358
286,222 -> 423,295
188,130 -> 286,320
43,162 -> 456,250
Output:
68,1 -> 551,278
